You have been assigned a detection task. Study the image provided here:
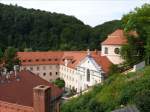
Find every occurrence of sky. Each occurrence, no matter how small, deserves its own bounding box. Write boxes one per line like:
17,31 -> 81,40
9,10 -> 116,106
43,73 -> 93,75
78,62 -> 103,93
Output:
0,0 -> 149,27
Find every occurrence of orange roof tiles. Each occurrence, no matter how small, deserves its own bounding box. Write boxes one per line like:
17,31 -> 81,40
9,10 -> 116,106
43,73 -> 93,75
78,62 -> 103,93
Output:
17,51 -> 63,65
101,29 -> 127,45
17,51 -> 112,74
0,71 -> 63,107
91,51 -> 112,74
101,29 -> 137,45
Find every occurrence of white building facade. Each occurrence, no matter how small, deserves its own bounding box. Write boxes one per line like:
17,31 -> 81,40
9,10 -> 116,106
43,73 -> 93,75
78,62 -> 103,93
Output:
59,54 -> 105,92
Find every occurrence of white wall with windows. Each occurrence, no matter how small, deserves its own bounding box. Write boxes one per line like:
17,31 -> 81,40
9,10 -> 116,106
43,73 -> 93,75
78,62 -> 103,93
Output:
101,45 -> 124,64
20,64 -> 59,82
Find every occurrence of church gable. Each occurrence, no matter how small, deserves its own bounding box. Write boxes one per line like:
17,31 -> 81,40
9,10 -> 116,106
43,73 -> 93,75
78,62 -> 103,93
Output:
77,56 -> 101,72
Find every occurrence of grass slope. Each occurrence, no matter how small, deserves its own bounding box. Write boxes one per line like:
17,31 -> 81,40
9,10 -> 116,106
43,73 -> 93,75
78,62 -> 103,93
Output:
61,66 -> 150,112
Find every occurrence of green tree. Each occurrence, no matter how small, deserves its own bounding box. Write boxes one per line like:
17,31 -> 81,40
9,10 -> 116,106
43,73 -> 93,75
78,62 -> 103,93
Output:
122,3 -> 150,65
3,47 -> 20,71
0,3 -> 122,51
108,64 -> 119,75
53,78 -> 65,88
0,48 -> 3,59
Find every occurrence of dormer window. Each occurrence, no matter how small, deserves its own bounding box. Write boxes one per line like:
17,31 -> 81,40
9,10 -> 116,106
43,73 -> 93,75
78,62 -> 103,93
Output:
72,60 -> 76,64
48,59 -> 51,61
55,59 -> 58,61
35,59 -> 39,61
28,59 -> 32,62
22,60 -> 26,62
104,47 -> 108,54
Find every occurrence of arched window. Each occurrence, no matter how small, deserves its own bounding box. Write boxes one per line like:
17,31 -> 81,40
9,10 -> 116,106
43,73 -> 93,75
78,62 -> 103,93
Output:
104,47 -> 108,54
87,69 -> 90,81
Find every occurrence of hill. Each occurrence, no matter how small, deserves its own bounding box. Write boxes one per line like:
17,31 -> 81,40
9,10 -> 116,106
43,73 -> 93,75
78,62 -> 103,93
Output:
61,66 -> 150,112
93,20 -> 122,42
0,3 -> 121,51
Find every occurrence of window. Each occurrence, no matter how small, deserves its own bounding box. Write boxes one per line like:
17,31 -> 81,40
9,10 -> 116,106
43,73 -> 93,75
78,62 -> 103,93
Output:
48,59 -> 51,61
114,48 -> 120,54
35,59 -> 39,62
49,72 -> 52,76
28,59 -> 32,62
104,47 -> 108,54
43,66 -> 46,70
30,67 -> 33,71
43,73 -> 46,76
55,59 -> 58,61
87,69 -> 90,82
56,72 -> 58,75
22,60 -> 26,62
37,66 -> 39,71
23,67 -> 26,70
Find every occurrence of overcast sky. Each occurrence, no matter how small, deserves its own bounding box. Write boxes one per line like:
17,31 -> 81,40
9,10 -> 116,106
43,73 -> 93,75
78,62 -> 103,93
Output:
0,0 -> 149,27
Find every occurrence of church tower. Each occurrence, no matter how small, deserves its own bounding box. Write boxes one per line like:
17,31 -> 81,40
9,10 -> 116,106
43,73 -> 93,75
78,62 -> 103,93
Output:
101,29 -> 126,64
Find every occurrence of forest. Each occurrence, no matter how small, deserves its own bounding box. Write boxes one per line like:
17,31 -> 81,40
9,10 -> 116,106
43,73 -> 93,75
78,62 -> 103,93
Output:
0,3 -> 121,51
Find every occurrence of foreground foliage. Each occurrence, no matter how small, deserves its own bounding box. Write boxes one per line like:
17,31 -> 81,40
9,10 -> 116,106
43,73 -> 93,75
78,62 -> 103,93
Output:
61,66 -> 150,112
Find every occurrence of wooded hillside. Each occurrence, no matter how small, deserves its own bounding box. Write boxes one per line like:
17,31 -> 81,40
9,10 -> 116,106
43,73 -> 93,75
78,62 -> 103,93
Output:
0,3 -> 121,51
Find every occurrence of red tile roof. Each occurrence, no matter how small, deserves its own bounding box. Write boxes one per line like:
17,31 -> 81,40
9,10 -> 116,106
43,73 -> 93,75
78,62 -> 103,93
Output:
102,29 -> 127,45
60,51 -> 87,69
91,52 -> 112,74
17,51 -> 63,65
101,29 -> 137,45
0,71 -> 63,107
17,51 -> 112,74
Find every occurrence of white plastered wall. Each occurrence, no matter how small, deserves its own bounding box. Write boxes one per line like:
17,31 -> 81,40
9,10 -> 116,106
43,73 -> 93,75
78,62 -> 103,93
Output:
101,45 -> 124,64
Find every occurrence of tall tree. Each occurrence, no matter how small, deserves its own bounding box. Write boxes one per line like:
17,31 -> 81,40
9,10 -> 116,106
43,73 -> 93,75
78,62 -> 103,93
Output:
3,47 -> 20,71
122,3 -> 150,65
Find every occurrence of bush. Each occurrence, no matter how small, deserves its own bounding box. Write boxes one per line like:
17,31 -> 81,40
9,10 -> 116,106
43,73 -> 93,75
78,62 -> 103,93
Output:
53,78 -> 65,88
134,90 -> 150,112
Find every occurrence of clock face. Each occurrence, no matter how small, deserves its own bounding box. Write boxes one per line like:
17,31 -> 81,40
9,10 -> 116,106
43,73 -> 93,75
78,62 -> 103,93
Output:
114,48 -> 120,54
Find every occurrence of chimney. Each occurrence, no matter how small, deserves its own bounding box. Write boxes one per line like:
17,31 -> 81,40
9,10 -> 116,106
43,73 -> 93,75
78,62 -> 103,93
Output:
64,59 -> 68,66
94,49 -> 98,54
87,49 -> 91,56
33,85 -> 51,112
